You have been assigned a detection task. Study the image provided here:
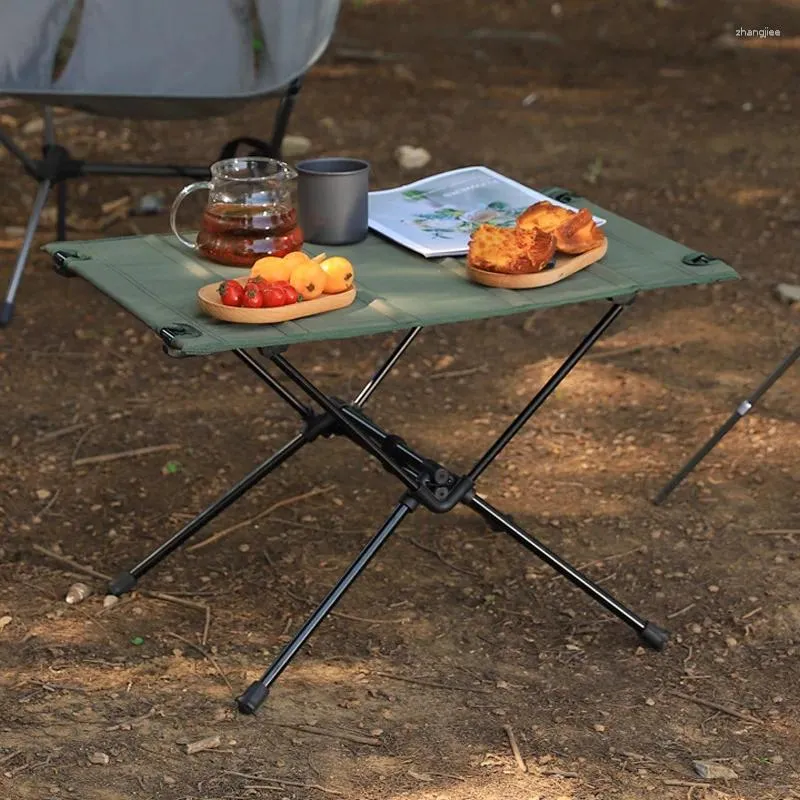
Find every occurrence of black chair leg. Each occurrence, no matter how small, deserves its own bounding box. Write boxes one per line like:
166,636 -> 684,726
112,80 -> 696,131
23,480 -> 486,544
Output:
654,345 -> 800,504
56,181 -> 68,241
1,179 -> 52,327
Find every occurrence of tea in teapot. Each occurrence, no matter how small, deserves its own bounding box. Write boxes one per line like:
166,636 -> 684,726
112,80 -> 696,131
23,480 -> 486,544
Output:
170,157 -> 303,266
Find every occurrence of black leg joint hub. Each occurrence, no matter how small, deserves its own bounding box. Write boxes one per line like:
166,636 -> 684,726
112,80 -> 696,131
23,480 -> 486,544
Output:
639,621 -> 670,651
301,411 -> 338,443
237,681 -> 270,714
412,476 -> 474,514
108,571 -> 138,597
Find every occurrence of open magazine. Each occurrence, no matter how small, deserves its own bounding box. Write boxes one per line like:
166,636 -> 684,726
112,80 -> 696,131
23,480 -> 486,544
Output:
368,166 -> 605,258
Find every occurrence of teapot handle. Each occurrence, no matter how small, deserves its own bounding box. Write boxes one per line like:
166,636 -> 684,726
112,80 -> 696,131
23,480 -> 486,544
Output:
169,181 -> 212,250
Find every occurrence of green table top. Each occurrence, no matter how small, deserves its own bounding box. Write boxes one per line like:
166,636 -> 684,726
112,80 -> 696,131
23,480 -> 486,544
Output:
44,187 -> 738,356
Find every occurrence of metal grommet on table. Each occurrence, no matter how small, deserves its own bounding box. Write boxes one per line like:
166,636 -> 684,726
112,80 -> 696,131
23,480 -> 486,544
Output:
681,252 -> 719,267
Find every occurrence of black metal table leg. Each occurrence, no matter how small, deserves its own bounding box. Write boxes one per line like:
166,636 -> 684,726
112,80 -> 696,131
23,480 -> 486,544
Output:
108,433 -> 307,595
467,495 -> 669,650
654,345 -> 800,504
237,498 -> 415,713
469,302 -> 627,482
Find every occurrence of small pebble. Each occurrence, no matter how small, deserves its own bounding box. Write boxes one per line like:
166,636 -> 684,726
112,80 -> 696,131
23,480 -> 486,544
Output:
238,543 -> 250,553
88,752 -> 110,766
395,145 -> 431,170
725,636 -> 738,648
708,585 -> 720,593
645,697 -> 656,706
65,583 -> 91,605
282,134 -> 312,157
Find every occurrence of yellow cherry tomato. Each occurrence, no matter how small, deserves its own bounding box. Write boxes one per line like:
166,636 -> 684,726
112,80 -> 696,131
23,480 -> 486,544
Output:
289,262 -> 327,300
319,256 -> 355,294
251,256 -> 293,283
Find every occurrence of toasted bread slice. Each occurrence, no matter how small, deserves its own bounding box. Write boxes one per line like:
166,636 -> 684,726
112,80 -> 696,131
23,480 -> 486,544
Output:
552,208 -> 605,254
517,201 -> 574,233
467,224 -> 555,274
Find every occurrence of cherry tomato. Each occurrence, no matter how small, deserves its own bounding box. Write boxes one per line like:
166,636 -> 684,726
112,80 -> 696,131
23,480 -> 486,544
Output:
263,286 -> 287,308
281,285 -> 299,304
243,278 -> 264,294
218,280 -> 243,307
241,286 -> 264,308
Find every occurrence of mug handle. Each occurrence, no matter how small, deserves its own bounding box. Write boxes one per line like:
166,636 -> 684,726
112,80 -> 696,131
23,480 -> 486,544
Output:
169,181 -> 212,249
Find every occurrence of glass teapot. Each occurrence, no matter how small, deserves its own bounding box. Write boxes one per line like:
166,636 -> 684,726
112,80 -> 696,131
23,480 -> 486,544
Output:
169,157 -> 304,267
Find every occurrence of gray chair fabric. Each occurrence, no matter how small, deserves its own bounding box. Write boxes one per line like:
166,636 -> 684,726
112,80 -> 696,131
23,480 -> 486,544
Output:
0,0 -> 340,326
0,0 -> 340,119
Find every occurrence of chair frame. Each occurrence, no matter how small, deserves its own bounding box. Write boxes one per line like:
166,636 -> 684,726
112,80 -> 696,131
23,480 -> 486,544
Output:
0,78 -> 302,326
654,345 -> 799,504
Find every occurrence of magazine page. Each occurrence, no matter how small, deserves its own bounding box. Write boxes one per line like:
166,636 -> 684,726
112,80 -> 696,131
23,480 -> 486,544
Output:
368,166 -> 605,258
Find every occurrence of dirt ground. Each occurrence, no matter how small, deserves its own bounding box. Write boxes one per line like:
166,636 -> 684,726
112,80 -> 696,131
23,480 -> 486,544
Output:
1,1 -> 799,799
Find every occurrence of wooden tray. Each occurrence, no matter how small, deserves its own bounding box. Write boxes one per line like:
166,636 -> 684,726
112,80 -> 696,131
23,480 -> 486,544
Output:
197,278 -> 356,324
465,239 -> 608,289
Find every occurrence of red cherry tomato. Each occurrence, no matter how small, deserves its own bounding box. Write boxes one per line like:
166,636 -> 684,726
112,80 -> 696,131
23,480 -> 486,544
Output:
281,285 -> 299,304
263,286 -> 287,308
218,280 -> 243,307
243,278 -> 264,294
241,286 -> 265,308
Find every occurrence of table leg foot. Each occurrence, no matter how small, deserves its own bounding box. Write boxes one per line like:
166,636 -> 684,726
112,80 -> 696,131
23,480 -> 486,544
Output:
0,301 -> 13,327
237,682 -> 270,715
639,621 -> 670,651
108,570 -> 137,597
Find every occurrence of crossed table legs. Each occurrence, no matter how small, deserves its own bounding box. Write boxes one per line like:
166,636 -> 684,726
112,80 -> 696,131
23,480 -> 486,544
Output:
107,300 -> 669,714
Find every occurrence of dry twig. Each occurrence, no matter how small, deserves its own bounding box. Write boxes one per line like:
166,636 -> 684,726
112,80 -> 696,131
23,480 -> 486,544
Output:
280,588 -> 410,624
667,602 -> 696,619
374,671 -> 490,694
72,443 -> 180,467
669,689 -> 761,724
268,723 -> 381,747
186,485 -> 334,552
36,422 -> 89,442
663,780 -> 711,788
429,363 -> 488,381
166,632 -> 235,697
224,772 -> 342,796
748,528 -> 799,536
503,724 -> 527,772
402,536 -> 476,576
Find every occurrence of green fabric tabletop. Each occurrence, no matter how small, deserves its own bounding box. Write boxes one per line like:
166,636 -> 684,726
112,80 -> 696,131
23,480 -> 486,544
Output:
44,187 -> 738,356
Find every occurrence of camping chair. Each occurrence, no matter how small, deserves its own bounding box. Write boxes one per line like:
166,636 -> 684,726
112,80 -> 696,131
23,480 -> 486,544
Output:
654,345 -> 799,504
0,0 -> 340,326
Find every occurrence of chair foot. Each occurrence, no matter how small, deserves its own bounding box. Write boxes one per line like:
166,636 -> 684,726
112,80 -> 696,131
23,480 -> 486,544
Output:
237,681 -> 270,715
108,570 -> 138,597
0,301 -> 13,327
639,621 -> 670,651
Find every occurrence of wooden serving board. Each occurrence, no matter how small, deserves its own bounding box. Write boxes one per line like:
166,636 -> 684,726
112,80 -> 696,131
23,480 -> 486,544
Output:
465,239 -> 608,289
197,278 -> 356,324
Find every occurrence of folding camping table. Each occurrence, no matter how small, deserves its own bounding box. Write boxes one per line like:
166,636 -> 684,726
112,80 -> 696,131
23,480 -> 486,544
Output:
45,187 -> 738,715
